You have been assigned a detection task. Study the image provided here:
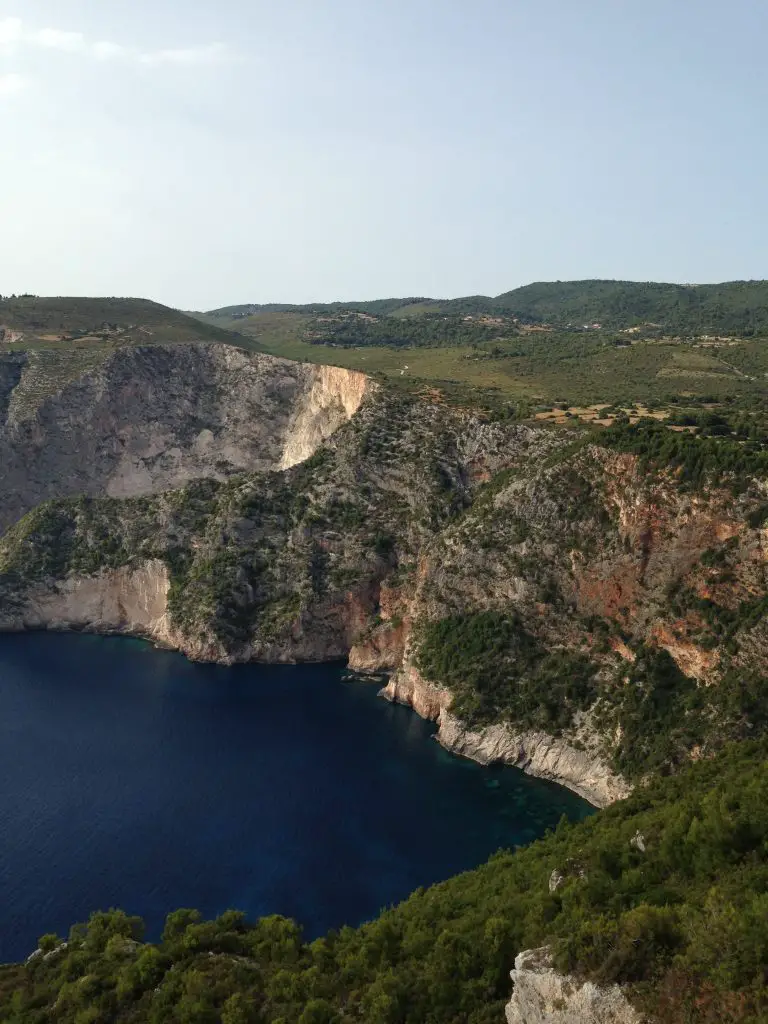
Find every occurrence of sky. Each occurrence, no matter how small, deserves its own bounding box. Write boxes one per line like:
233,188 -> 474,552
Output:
0,0 -> 766,309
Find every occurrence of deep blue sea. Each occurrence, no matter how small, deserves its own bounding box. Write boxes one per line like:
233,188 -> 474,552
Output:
0,633 -> 592,962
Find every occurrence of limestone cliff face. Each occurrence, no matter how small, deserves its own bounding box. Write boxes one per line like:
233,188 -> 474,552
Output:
280,364 -> 368,469
348,581 -> 411,672
381,667 -> 627,808
3,370 -> 768,803
381,663 -> 452,721
0,562 -> 387,668
0,560 -> 176,646
505,948 -> 641,1024
0,344 -> 368,534
438,714 -> 630,808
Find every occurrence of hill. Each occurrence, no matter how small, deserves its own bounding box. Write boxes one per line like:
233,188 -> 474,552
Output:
0,295 -> 236,347
202,297 -> 432,320
488,279 -> 768,334
194,280 -> 768,414
203,279 -> 768,334
0,296 -> 243,415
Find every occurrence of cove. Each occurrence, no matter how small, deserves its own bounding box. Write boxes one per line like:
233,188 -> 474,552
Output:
0,633 -> 592,963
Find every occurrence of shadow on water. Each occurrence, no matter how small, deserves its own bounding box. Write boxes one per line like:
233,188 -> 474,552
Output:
0,633 -> 592,961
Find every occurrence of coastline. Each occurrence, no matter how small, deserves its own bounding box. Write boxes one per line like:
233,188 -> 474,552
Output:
379,666 -> 630,809
0,568 -> 629,808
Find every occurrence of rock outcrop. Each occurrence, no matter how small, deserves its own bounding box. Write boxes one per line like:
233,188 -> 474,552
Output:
0,560 -> 177,647
505,948 -> 641,1024
381,667 -> 628,807
0,344 -> 368,534
347,580 -> 413,673
280,364 -> 369,469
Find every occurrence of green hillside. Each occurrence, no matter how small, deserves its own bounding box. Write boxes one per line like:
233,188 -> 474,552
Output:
202,297 -> 432,320
488,279 -> 768,333
0,296 -> 237,347
195,280 -> 768,414
204,279 -> 768,335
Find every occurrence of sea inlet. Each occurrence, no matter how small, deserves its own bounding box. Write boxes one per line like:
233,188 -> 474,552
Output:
0,633 -> 591,962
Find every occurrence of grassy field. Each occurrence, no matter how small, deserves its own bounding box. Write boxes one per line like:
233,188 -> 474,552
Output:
199,310 -> 768,413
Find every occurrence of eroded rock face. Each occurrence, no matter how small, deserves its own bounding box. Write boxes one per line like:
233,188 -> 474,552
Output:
381,664 -> 451,722
280,364 -> 369,470
0,344 -> 368,534
505,948 -> 641,1024
347,581 -> 411,673
0,560 -> 175,646
381,668 -> 628,807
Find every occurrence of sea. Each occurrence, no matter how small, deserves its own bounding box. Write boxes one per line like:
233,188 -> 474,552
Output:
0,632 -> 592,962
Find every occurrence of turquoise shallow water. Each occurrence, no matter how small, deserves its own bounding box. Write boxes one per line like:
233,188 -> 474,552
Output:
0,632 -> 592,962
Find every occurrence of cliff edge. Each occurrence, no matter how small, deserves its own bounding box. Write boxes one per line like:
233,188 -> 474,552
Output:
0,343 -> 368,534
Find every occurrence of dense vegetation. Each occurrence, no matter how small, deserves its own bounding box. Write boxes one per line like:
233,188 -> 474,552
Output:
599,419 -> 768,490
307,313 -> 517,350
595,649 -> 768,780
203,298 -> 433,319
2,741 -> 767,1024
416,611 -> 597,732
415,610 -> 768,782
488,279 -> 768,334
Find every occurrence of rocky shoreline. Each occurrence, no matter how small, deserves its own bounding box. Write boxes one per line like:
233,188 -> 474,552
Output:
380,665 -> 630,808
0,568 -> 629,809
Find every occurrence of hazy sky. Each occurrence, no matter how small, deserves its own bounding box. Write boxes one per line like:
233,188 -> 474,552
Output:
1,0 -> 766,308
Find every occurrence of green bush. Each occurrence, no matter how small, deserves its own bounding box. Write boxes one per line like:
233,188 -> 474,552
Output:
599,420 -> 768,491
416,611 -> 597,731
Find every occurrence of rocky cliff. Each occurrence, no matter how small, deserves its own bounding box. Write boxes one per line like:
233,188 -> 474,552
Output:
280,364 -> 369,469
2,350 -> 768,805
505,948 -> 641,1024
0,560 -> 176,646
0,344 -> 368,534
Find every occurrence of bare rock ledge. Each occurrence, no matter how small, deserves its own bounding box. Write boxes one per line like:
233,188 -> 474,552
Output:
505,948 -> 642,1024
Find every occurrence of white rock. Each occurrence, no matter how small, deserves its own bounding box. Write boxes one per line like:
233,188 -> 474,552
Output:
505,947 -> 642,1024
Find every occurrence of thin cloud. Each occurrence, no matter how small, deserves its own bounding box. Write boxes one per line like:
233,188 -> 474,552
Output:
30,28 -> 86,52
92,41 -> 128,61
0,16 -> 23,51
0,72 -> 28,96
0,17 -> 232,66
